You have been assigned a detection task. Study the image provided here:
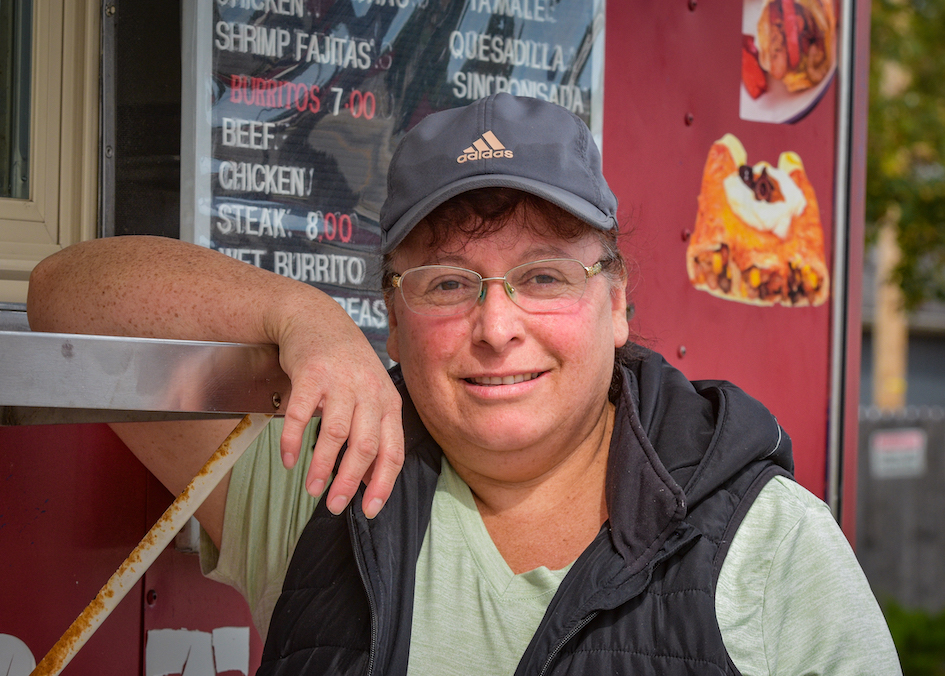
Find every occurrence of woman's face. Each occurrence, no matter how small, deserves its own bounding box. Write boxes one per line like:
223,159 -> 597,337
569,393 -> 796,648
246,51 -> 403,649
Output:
386,211 -> 630,481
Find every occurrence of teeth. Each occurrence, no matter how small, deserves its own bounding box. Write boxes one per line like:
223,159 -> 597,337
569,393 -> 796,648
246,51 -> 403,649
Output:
471,373 -> 540,386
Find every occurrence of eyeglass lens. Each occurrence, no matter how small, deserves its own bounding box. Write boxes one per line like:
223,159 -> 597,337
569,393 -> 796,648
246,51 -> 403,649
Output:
398,259 -> 593,316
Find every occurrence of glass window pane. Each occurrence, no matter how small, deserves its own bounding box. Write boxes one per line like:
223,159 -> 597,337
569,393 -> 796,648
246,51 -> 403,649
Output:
0,0 -> 31,200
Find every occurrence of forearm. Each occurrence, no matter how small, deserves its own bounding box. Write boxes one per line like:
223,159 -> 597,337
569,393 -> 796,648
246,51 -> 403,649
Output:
27,235 -> 337,347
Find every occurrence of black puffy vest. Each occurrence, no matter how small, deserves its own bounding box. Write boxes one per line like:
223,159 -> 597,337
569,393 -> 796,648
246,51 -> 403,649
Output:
259,348 -> 793,675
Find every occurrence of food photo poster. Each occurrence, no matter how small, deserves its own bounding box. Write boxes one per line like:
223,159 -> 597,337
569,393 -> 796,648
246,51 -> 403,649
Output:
739,0 -> 837,124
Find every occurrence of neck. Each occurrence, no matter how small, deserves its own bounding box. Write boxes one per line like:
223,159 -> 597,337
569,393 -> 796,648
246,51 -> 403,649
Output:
445,401 -> 615,573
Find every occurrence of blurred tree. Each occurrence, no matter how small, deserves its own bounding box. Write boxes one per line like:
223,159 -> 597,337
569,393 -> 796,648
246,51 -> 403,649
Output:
882,601 -> 945,675
867,0 -> 945,310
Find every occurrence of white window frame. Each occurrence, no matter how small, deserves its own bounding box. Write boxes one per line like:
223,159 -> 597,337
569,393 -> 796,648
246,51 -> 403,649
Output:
0,1 -> 99,304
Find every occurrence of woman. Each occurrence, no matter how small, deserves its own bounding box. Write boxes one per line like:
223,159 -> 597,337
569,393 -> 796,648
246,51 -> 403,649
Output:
28,94 -> 900,674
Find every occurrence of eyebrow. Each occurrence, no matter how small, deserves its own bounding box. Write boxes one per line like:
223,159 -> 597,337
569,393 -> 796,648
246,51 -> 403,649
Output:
426,245 -> 579,268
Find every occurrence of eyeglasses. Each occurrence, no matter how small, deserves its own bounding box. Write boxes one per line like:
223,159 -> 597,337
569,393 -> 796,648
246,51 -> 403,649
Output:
390,258 -> 604,317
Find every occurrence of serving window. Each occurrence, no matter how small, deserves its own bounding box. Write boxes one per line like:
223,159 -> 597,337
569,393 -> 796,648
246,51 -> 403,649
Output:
0,0 -> 98,305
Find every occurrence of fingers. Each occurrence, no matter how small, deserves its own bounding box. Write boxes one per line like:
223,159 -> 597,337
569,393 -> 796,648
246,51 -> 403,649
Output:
314,395 -> 405,518
280,368 -> 403,518
307,397 -> 355,511
360,410 -> 405,518
279,386 -> 325,471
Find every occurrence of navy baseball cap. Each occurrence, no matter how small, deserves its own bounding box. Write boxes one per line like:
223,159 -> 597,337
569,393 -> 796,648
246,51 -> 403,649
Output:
379,93 -> 618,254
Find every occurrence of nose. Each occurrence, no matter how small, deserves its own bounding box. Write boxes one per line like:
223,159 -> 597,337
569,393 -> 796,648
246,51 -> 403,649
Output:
477,275 -> 516,305
470,277 -> 524,351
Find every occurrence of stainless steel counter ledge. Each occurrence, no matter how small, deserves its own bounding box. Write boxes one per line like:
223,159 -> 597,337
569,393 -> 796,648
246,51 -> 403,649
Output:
0,330 -> 290,425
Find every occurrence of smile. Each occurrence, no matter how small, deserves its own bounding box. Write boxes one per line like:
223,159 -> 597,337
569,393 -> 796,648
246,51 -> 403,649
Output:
467,372 -> 543,386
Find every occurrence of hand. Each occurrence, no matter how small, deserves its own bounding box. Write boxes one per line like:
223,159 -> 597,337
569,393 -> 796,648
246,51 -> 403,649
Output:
272,298 -> 404,519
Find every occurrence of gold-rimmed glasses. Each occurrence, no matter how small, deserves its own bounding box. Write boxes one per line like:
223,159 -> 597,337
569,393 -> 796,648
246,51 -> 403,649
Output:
390,258 -> 604,317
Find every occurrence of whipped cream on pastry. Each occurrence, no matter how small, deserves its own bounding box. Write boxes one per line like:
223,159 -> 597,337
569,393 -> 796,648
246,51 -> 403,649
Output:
723,162 -> 806,239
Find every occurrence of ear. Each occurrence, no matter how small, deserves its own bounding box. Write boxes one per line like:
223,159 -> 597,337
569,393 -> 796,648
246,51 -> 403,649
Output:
610,279 -> 630,349
385,293 -> 401,363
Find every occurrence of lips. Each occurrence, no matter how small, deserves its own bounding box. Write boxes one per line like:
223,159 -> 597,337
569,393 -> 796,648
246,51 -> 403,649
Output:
466,372 -> 542,386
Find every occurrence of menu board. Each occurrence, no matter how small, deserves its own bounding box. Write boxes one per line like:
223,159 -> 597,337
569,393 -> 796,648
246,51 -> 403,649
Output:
182,0 -> 606,358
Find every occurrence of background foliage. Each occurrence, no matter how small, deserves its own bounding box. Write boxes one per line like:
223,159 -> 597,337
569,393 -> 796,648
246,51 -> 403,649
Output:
883,601 -> 945,675
867,0 -> 945,309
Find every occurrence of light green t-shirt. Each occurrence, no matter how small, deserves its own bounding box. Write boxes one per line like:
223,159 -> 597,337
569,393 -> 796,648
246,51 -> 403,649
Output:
201,419 -> 902,675
407,457 -> 572,674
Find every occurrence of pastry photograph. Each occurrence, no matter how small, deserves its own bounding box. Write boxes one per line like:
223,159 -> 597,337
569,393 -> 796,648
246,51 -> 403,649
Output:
687,133 -> 830,307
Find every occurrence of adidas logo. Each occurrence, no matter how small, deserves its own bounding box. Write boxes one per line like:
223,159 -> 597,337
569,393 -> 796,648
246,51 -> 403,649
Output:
457,131 -> 514,163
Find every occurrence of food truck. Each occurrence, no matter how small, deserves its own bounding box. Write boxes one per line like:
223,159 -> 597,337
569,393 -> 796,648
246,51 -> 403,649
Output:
0,0 -> 869,672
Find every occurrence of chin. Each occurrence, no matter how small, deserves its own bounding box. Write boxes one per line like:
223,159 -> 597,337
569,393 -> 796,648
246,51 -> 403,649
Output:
429,413 -> 542,454
462,417 -> 564,458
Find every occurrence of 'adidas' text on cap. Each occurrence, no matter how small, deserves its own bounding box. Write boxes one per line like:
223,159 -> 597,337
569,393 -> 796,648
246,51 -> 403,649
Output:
458,131 -> 513,163
379,93 -> 618,254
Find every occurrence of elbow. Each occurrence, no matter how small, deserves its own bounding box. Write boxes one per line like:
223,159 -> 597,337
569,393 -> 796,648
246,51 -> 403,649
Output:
26,250 -> 66,332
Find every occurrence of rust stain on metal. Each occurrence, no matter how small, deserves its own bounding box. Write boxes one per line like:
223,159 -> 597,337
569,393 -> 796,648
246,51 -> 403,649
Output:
209,415 -> 253,464
30,415 -> 258,676
32,591 -> 107,675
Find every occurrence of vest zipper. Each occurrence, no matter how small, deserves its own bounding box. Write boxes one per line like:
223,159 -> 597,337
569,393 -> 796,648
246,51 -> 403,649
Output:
349,513 -> 379,676
537,611 -> 599,676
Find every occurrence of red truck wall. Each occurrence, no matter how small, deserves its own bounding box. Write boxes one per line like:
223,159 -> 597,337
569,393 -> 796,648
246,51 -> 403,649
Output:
604,2 -> 843,499
0,424 -> 264,674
